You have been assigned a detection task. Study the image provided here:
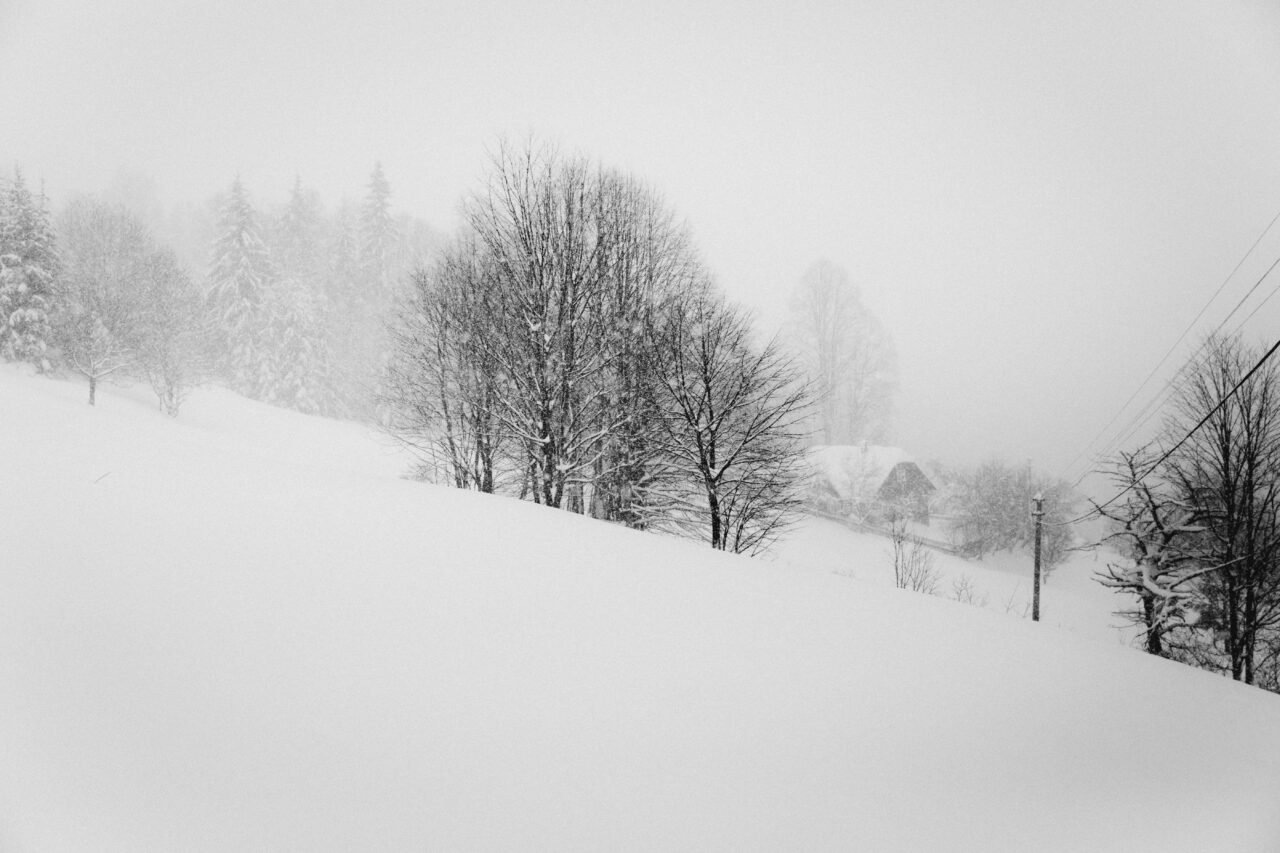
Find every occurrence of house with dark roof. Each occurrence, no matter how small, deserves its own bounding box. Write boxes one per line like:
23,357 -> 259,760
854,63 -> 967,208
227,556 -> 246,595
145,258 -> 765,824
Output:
808,444 -> 937,523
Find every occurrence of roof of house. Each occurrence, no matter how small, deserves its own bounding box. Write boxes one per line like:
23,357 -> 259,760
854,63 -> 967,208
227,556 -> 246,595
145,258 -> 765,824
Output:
808,444 -> 933,503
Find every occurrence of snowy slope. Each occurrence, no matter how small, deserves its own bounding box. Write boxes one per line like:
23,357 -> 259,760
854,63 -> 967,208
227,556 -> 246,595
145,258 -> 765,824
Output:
2,366 -> 1279,852
776,515 -> 1133,647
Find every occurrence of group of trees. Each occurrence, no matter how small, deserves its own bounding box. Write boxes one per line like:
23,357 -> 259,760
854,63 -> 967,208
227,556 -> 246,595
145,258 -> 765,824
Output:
385,142 -> 811,553
942,459 -> 1077,570
196,164 -> 422,416
56,197 -> 209,410
1097,334 -> 1280,691
0,163 -> 424,418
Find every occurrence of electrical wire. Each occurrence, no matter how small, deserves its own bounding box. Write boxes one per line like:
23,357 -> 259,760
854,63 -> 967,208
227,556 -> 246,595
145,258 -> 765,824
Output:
1051,335 -> 1280,526
1055,206 -> 1280,486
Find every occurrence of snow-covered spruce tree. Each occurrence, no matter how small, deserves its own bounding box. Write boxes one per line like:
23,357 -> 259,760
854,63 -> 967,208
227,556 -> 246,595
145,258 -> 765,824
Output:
641,283 -> 812,554
323,165 -> 401,419
360,162 -> 396,287
325,200 -> 361,310
133,247 -> 216,416
320,200 -> 362,401
1094,448 -> 1211,657
271,177 -> 326,286
258,277 -> 342,415
0,168 -> 59,371
54,198 -> 151,404
258,177 -> 342,416
206,177 -> 274,397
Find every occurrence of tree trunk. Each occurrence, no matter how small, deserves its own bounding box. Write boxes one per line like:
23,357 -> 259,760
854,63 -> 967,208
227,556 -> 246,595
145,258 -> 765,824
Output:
1228,576 -> 1244,680
88,374 -> 97,406
1244,585 -> 1258,684
1142,593 -> 1164,656
708,488 -> 723,550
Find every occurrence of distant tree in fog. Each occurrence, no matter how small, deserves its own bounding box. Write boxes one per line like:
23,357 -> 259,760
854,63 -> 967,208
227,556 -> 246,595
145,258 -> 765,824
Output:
261,178 -> 342,416
271,177 -> 326,286
360,162 -> 396,288
787,260 -> 896,445
948,459 -> 1077,571
133,247 -> 215,415
206,177 -> 273,396
54,198 -> 151,405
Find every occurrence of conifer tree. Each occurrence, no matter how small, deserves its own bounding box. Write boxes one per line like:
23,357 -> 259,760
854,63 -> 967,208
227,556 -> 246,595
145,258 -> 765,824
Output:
206,177 -> 274,396
0,168 -> 59,370
259,279 -> 340,415
330,164 -> 398,418
273,177 -> 324,285
255,177 -> 342,414
360,162 -> 396,289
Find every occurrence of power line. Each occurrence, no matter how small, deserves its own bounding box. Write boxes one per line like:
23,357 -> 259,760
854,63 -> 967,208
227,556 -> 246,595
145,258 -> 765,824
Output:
1227,271 -> 1280,341
1056,206 -> 1280,485
1053,335 -> 1280,527
1086,253 -> 1280,474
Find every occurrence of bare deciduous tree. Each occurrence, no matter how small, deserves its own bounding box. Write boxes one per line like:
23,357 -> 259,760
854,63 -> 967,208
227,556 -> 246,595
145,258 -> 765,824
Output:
385,140 -> 808,556
134,248 -> 215,416
462,143 -> 620,509
1161,334 -> 1280,684
55,198 -> 150,405
787,260 -> 896,444
1094,448 -> 1210,657
386,237 -> 507,491
644,286 -> 811,554
889,515 -> 940,594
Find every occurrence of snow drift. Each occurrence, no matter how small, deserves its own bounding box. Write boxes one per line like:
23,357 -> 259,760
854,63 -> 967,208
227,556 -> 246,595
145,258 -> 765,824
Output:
2,366 -> 1279,852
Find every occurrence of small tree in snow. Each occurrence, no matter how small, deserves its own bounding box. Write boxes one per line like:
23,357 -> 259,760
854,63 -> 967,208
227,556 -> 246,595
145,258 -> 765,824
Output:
134,248 -> 215,416
889,515 -> 940,594
54,198 -> 150,404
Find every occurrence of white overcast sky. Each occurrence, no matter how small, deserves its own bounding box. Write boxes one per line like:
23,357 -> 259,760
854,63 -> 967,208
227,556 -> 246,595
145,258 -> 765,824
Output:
4,0 -> 1280,487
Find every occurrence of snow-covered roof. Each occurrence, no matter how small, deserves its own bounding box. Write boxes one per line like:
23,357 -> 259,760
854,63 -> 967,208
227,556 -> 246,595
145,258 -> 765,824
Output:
808,444 -> 926,503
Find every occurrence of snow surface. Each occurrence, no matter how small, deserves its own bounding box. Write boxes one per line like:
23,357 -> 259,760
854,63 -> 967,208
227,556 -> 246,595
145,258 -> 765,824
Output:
776,515 -> 1132,646
3,365 -> 1280,852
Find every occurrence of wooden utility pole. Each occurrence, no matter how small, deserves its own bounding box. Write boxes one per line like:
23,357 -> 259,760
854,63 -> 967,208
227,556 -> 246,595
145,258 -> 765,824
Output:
1031,493 -> 1045,622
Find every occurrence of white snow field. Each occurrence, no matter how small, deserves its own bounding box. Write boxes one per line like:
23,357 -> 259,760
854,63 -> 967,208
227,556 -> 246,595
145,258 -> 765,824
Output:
3,365 -> 1280,852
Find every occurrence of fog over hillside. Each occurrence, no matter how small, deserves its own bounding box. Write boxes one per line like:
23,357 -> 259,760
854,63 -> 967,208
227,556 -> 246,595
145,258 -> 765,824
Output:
5,2 -> 1280,848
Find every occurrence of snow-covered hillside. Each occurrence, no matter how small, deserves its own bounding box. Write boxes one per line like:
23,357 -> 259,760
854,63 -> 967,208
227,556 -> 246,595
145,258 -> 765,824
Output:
3,366 -> 1279,852
777,514 -> 1129,646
